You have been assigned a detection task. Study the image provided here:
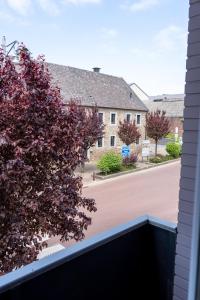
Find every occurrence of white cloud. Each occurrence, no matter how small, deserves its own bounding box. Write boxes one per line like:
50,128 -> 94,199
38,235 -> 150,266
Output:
131,25 -> 187,59
129,24 -> 187,94
62,0 -> 101,5
154,25 -> 187,52
37,0 -> 60,15
122,0 -> 159,12
6,0 -> 31,15
3,0 -> 101,17
101,28 -> 118,39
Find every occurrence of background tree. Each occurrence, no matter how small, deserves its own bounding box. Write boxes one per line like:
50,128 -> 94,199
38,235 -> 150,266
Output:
145,110 -> 170,156
75,104 -> 104,167
118,120 -> 141,146
0,45 -> 100,273
82,106 -> 104,154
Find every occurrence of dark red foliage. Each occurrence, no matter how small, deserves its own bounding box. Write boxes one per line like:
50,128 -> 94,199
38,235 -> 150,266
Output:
73,104 -> 104,161
122,153 -> 138,167
118,120 -> 141,146
0,45 -> 100,273
145,110 -> 170,155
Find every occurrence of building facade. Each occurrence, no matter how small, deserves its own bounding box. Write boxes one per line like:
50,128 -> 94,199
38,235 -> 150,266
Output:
48,63 -> 148,160
93,107 -> 146,160
144,94 -> 184,137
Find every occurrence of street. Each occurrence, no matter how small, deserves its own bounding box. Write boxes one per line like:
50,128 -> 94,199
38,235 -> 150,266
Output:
83,161 -> 180,238
46,161 -> 180,252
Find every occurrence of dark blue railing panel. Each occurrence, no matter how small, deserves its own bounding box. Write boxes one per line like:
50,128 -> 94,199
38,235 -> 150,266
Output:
0,216 -> 177,300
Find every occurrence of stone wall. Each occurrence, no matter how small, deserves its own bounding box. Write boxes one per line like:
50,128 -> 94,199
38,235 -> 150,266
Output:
89,108 -> 146,161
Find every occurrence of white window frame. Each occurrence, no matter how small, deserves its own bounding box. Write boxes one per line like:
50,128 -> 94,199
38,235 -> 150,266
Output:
110,112 -> 117,126
98,111 -> 105,124
96,137 -> 104,149
110,135 -> 116,147
136,114 -> 141,126
125,113 -> 132,122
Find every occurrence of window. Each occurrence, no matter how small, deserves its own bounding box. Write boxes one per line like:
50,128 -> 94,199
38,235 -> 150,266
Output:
110,136 -> 116,147
98,112 -> 104,123
136,137 -> 140,145
126,113 -> 131,123
110,113 -> 116,125
97,137 -> 103,148
136,114 -> 141,125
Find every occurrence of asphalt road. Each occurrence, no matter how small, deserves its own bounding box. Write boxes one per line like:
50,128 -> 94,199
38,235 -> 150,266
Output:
82,161 -> 180,239
48,161 -> 180,250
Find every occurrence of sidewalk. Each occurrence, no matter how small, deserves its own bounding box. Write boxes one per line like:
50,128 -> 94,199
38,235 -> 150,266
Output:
75,142 -> 170,186
75,160 -> 154,186
75,162 -> 98,186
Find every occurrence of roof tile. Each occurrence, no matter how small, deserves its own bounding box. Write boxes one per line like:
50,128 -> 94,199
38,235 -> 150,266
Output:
47,63 -> 148,111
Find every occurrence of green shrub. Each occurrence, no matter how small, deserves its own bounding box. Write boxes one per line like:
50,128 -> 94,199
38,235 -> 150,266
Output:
166,142 -> 181,158
150,155 -> 174,164
97,151 -> 122,174
149,156 -> 163,164
166,133 -> 175,140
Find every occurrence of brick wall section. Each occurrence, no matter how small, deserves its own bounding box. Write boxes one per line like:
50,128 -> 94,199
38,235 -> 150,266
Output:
173,0 -> 200,299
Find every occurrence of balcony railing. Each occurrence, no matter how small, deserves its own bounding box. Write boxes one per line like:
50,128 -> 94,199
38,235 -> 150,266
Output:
0,216 -> 176,300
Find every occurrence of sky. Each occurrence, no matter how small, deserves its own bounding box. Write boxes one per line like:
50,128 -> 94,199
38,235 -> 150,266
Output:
0,0 -> 189,95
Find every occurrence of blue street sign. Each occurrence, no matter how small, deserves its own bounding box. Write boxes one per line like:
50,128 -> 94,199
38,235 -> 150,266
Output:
121,145 -> 130,158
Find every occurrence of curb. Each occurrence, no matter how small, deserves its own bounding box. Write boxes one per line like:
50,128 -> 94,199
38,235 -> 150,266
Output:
95,166 -> 148,180
85,158 -> 181,184
147,158 -> 180,167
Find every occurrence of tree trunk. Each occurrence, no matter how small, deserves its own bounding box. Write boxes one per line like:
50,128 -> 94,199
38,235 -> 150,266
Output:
80,148 -> 88,173
155,141 -> 158,156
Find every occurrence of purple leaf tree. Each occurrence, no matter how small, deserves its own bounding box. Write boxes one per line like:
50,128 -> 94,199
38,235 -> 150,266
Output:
0,45 -> 101,273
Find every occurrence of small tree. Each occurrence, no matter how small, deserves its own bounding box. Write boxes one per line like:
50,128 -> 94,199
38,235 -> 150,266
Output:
83,106 -> 104,153
145,110 -> 170,156
76,104 -> 104,164
118,120 -> 141,146
0,45 -> 100,273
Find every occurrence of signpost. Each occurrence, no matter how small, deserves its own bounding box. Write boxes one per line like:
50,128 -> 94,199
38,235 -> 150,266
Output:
175,127 -> 179,142
121,145 -> 130,158
142,140 -> 150,161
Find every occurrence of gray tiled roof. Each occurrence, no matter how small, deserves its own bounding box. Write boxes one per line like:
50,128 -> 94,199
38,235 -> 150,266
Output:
47,63 -> 148,111
144,96 -> 184,118
149,94 -> 184,101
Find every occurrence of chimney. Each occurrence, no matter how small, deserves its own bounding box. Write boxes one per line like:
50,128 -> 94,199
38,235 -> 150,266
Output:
93,67 -> 101,73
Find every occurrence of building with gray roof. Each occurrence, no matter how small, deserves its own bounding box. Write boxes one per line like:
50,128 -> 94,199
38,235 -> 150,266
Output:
144,94 -> 184,136
47,63 -> 148,112
47,63 -> 148,159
